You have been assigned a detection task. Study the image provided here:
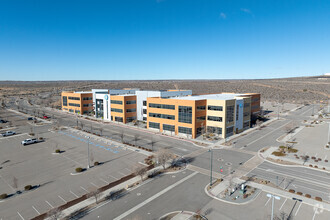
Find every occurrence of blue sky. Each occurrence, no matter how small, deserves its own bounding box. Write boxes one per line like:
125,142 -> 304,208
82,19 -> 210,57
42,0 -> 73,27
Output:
0,0 -> 329,80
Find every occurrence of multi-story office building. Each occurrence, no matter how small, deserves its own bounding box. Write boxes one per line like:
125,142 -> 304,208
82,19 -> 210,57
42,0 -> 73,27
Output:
147,93 -> 257,139
61,91 -> 93,115
135,90 -> 193,121
93,89 -> 137,120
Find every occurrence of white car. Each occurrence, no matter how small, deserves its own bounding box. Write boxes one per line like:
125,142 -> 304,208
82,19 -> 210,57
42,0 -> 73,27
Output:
1,131 -> 16,137
21,138 -> 38,145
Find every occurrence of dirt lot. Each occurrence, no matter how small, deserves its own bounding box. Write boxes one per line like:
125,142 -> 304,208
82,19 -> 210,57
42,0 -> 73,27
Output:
0,76 -> 329,108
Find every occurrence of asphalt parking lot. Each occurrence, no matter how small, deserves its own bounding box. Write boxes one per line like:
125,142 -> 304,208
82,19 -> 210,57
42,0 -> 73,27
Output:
0,111 -> 147,220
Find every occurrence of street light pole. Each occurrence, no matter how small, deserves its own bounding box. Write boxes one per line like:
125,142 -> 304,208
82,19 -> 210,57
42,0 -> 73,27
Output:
209,148 -> 213,186
87,136 -> 90,168
266,193 -> 280,220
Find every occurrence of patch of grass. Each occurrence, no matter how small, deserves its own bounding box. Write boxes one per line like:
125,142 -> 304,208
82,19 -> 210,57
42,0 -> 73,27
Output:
288,148 -> 298,153
75,167 -> 83,173
0,193 -> 7,199
24,185 -> 32,191
272,151 -> 286,156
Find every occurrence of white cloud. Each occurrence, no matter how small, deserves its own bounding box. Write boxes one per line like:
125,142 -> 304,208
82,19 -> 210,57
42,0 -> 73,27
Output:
240,8 -> 254,17
219,12 -> 226,19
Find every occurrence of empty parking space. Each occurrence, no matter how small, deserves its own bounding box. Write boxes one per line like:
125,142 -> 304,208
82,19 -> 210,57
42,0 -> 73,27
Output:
0,110 -> 148,219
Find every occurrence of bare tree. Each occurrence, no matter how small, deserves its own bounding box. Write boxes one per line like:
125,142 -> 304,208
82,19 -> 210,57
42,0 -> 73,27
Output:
119,130 -> 125,143
46,208 -> 62,220
134,165 -> 148,182
88,188 -> 101,204
156,149 -> 174,169
150,138 -> 156,152
90,151 -> 94,164
12,176 -> 18,191
133,134 -> 139,146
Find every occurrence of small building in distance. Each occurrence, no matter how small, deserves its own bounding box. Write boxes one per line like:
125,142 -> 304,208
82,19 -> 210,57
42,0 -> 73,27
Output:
61,91 -> 93,115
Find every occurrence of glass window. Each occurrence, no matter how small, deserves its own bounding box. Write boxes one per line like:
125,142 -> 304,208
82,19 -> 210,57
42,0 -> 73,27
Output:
208,105 -> 223,111
207,116 -> 222,122
68,97 -> 80,100
178,106 -> 192,124
96,99 -> 104,118
115,116 -> 123,122
244,103 -> 250,108
143,101 -> 147,106
126,108 -> 136,113
143,117 -> 147,121
207,126 -> 222,134
197,105 -> 206,110
178,126 -> 192,134
69,103 -> 80,107
197,116 -> 206,121
126,100 -> 136,105
226,126 -> 234,135
163,124 -> 175,132
149,122 -> 160,129
226,106 -> 234,123
243,111 -> 250,117
126,116 -> 136,122
111,108 -> 123,113
111,100 -> 123,105
243,121 -> 250,128
62,96 -> 67,106
143,109 -> 147,114
82,97 -> 92,100
149,113 -> 175,120
149,103 -> 175,110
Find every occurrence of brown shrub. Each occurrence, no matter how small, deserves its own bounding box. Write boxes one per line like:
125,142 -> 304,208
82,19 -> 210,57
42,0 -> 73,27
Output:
305,194 -> 311,198
289,189 -> 295,193
315,197 -> 322,201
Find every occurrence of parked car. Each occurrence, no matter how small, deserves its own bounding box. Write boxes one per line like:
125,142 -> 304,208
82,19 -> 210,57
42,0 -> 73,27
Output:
27,117 -> 34,120
0,119 -> 8,123
1,131 -> 16,137
21,138 -> 38,146
43,116 -> 49,119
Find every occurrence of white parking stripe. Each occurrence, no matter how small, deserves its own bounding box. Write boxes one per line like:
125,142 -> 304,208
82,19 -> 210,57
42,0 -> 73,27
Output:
70,190 -> 79,198
32,206 -> 40,215
99,178 -> 109,184
295,202 -> 302,216
118,171 -> 126,177
109,175 -> 119,180
58,195 -> 67,203
80,186 -> 89,193
90,182 -> 99,188
264,197 -> 271,206
45,200 -> 54,208
17,212 -> 25,220
279,198 -> 287,210
312,209 -> 317,220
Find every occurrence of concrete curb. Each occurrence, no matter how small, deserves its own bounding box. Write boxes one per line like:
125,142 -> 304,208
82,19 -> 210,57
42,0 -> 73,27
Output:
204,183 -> 262,206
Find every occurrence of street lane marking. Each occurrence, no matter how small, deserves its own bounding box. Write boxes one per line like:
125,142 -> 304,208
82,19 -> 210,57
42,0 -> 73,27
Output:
246,121 -> 292,146
58,195 -> 67,203
80,186 -> 89,193
45,200 -> 54,208
254,167 -> 330,188
32,206 -> 40,215
295,202 -> 302,216
17,212 -> 25,220
113,172 -> 198,220
264,197 -> 271,206
70,190 -> 79,198
279,198 -> 287,210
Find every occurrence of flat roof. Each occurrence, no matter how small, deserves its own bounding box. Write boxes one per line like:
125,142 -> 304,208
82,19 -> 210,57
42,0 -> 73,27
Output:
171,93 -> 248,101
75,91 -> 92,94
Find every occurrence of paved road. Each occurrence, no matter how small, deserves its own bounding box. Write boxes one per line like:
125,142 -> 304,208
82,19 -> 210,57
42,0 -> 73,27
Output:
247,161 -> 330,202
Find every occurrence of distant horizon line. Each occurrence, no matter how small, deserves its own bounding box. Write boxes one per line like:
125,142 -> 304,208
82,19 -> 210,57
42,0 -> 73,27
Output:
0,74 -> 328,82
